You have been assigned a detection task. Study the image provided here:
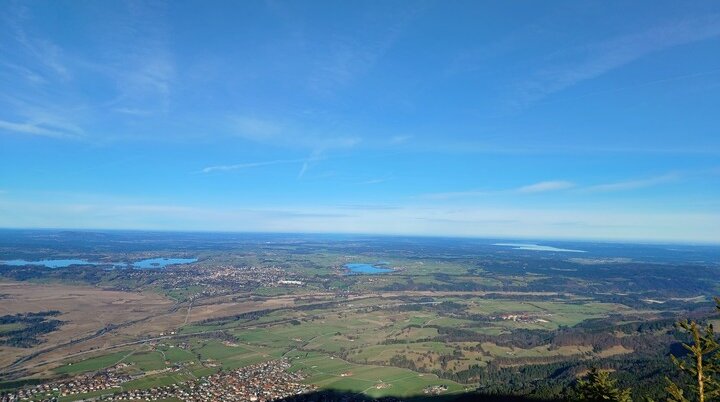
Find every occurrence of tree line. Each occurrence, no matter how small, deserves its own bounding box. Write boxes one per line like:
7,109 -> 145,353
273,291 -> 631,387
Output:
576,298 -> 720,402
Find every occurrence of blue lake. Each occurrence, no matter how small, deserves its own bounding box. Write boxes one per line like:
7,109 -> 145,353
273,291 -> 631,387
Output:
132,258 -> 198,269
0,257 -> 198,269
493,243 -> 586,253
345,263 -> 393,275
0,259 -> 97,268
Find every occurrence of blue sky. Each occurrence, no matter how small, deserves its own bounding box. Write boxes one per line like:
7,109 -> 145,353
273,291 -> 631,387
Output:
1,1 -> 719,243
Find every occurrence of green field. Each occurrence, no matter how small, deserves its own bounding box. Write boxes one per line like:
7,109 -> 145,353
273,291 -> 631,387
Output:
287,351 -> 467,398
46,286 -> 643,399
0,323 -> 25,334
55,351 -> 131,375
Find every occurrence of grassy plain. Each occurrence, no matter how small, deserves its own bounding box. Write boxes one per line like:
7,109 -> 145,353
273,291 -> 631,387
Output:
287,352 -> 468,398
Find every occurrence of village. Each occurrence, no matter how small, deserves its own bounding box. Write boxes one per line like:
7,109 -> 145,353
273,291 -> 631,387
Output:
2,368 -> 133,401
492,312 -> 553,324
1,360 -> 314,402
148,264 -> 309,298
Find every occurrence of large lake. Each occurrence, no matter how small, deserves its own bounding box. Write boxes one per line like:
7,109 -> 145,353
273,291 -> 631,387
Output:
0,259 -> 94,269
0,257 -> 198,269
345,263 -> 393,275
493,243 -> 586,253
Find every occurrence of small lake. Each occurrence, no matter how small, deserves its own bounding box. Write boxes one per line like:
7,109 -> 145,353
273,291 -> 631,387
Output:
0,257 -> 198,269
345,263 -> 393,275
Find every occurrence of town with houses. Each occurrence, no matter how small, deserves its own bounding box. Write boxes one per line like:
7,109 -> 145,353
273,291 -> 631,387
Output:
1,360 -> 313,402
128,264 -> 311,299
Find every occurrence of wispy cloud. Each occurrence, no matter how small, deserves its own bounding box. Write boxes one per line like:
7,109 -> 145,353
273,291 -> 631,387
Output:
421,189 -> 490,200
516,181 -> 575,193
202,149 -> 331,177
0,118 -> 83,139
1,62 -> 47,86
1,196 -> 718,243
515,14 -> 720,105
5,5 -> 70,80
389,135 -> 413,145
229,115 -> 361,151
421,170 -> 708,200
232,116 -> 283,142
358,177 -> 392,185
299,148 -> 332,179
201,158 -> 308,173
0,4 -> 91,141
0,1 -> 175,143
83,2 -> 175,113
584,173 -> 680,192
422,180 -> 574,200
304,5 -> 425,95
112,108 -> 154,116
297,161 -> 310,178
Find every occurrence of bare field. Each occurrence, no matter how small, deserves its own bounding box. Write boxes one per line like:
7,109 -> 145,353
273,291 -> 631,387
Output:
184,296 -> 300,323
0,281 -> 175,372
0,283 -> 347,376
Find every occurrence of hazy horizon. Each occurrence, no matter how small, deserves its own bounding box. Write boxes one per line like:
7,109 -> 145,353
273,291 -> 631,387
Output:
1,227 -> 719,246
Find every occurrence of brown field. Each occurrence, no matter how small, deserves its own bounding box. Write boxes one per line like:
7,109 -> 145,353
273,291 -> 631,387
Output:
0,282 -> 175,373
183,295 -> 304,322
0,281 -> 331,377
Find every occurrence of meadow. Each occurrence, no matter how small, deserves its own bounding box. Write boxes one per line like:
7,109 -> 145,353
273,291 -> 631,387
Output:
42,289 -> 644,400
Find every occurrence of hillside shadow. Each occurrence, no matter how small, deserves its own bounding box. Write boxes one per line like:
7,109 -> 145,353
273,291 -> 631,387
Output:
278,390 -> 564,402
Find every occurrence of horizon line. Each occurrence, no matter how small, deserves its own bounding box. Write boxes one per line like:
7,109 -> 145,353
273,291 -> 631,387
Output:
1,226 -> 718,247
